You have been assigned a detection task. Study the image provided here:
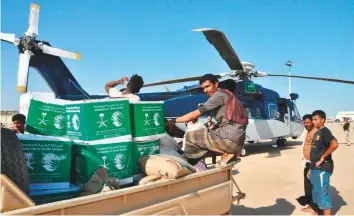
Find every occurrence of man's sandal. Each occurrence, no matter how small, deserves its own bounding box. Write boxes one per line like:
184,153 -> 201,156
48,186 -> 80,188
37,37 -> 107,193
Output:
216,156 -> 241,167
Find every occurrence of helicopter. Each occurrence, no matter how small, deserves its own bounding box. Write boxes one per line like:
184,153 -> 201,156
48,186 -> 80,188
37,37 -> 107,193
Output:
2,3 -> 354,156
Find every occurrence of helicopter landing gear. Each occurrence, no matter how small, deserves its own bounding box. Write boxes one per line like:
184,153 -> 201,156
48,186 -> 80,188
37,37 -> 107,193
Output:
276,138 -> 288,146
240,148 -> 247,157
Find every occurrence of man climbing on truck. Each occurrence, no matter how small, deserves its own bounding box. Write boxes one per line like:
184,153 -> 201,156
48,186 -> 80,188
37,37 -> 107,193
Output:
105,75 -> 144,103
165,74 -> 248,166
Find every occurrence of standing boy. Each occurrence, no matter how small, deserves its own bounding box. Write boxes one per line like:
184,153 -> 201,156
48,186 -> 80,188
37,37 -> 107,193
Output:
310,110 -> 339,215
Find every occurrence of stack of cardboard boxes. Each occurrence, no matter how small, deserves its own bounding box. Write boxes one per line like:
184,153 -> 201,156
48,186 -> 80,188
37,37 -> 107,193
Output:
130,101 -> 165,176
67,99 -> 134,186
17,93 -> 165,204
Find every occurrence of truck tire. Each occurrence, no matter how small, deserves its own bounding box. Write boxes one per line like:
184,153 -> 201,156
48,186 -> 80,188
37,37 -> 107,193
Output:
240,148 -> 247,157
1,128 -> 29,193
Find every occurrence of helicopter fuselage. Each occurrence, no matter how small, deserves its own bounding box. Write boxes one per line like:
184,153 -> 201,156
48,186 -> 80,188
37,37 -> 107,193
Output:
139,79 -> 304,141
25,52 -> 304,142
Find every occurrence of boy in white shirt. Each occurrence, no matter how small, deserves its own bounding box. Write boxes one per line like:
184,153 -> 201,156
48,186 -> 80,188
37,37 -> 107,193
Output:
105,75 -> 144,103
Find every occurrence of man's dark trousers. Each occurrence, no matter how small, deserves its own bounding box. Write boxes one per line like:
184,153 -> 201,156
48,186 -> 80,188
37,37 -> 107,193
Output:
296,162 -> 320,213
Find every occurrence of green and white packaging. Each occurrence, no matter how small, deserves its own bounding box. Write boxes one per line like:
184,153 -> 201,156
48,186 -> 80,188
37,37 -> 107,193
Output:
29,184 -> 80,205
130,101 -> 165,141
25,96 -> 67,136
66,98 -> 132,141
132,139 -> 160,174
17,134 -> 72,190
20,92 -> 55,117
72,138 -> 133,186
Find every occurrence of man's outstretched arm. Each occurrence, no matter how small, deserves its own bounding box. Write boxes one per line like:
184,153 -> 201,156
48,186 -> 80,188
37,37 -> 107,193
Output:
105,77 -> 129,94
176,109 -> 202,123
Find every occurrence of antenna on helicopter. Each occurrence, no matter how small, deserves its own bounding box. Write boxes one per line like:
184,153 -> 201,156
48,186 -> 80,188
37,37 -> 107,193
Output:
285,60 -> 293,97
0,3 -> 81,93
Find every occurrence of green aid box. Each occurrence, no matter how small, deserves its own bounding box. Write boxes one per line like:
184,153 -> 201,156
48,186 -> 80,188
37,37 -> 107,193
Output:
66,98 -> 132,141
72,138 -> 133,186
25,97 -> 67,136
17,134 -> 72,190
29,184 -> 80,205
130,101 -> 166,141
132,139 -> 160,174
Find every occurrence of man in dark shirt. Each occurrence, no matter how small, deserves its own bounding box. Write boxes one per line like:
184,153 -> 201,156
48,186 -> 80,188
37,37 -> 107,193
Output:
310,110 -> 339,215
342,117 -> 351,146
204,115 -> 216,129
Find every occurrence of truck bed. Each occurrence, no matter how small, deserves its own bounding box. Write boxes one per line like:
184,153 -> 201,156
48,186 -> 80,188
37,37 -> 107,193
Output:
3,163 -> 236,215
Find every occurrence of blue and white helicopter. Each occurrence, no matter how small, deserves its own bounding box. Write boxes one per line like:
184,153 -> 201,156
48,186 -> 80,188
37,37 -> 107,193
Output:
2,3 -> 353,156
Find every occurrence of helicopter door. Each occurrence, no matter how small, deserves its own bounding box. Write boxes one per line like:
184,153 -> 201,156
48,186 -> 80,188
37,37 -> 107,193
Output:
284,109 -> 291,131
268,104 -> 277,120
288,102 -> 304,137
276,98 -> 289,123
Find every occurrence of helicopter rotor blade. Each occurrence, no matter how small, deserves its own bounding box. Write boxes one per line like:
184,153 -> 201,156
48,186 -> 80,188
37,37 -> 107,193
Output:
17,51 -> 32,93
192,28 -> 244,71
267,74 -> 354,85
253,71 -> 268,77
143,76 -> 206,88
141,73 -> 228,88
25,3 -> 40,36
39,43 -> 81,60
0,33 -> 19,45
141,70 -> 238,89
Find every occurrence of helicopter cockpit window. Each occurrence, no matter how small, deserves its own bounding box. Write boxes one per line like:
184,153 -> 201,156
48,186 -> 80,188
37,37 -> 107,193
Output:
246,108 -> 252,118
256,108 -> 261,118
268,104 -> 277,119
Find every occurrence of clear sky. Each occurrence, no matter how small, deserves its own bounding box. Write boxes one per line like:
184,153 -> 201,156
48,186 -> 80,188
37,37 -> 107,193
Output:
1,0 -> 353,117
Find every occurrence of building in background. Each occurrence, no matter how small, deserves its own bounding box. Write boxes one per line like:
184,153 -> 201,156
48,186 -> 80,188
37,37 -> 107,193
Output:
335,111 -> 354,123
1,110 -> 18,128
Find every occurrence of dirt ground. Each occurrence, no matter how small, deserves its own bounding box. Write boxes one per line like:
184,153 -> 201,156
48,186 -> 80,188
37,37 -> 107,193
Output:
228,123 -> 354,215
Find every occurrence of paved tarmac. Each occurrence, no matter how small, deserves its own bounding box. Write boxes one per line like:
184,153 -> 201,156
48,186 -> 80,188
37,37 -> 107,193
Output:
228,123 -> 354,215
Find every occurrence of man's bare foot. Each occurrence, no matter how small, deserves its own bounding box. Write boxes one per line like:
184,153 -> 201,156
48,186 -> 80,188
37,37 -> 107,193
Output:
311,211 -> 319,215
302,206 -> 317,215
220,153 -> 238,165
